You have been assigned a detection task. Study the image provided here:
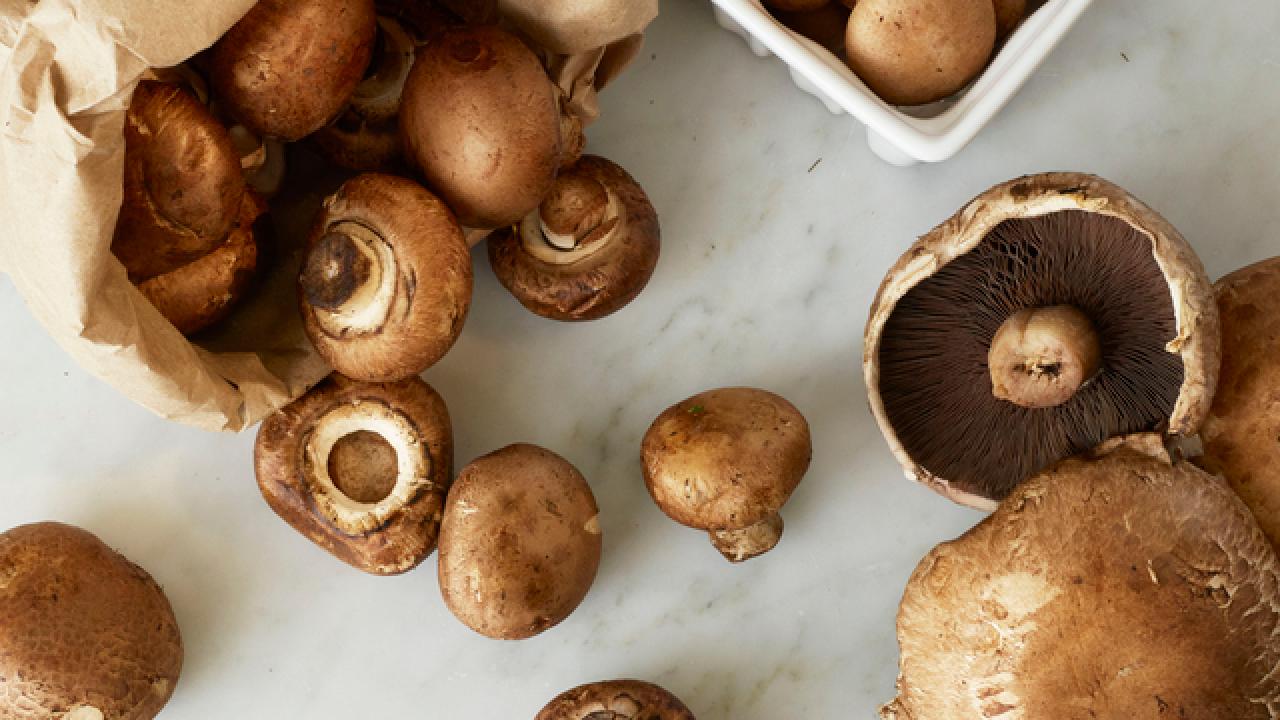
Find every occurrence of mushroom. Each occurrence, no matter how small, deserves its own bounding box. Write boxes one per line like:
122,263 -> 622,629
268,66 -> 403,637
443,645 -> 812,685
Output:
880,437 -> 1280,719
537,680 -> 696,720
772,3 -> 853,56
255,373 -> 453,575
994,0 -> 1028,40
864,173 -> 1219,509
1198,257 -> 1280,551
844,0 -> 996,106
764,0 -> 830,12
399,24 -> 563,228
641,387 -> 812,562
210,0 -> 377,142
437,443 -> 601,639
298,173 -> 472,382
497,0 -> 659,55
487,155 -> 661,321
0,522 -> 183,720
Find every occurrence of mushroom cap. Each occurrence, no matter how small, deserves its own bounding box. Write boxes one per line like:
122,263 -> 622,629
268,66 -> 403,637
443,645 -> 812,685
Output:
0,522 -> 183,720
438,443 -> 602,640
864,173 -> 1219,509
536,679 -> 696,720
497,0 -> 659,55
763,0 -> 831,12
254,373 -> 453,575
487,155 -> 661,321
641,387 -> 812,532
299,173 -> 472,382
994,0 -> 1028,40
881,440 -> 1280,719
399,24 -> 562,228
112,79 -> 245,282
210,0 -> 377,141
1199,257 -> 1280,551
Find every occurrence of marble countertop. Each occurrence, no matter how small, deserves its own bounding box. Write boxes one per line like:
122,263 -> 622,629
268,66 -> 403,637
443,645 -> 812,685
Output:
3,1 -> 1279,717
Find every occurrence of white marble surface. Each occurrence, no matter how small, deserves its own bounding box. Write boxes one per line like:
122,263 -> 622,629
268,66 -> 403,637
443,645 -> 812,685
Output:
3,1 -> 1280,717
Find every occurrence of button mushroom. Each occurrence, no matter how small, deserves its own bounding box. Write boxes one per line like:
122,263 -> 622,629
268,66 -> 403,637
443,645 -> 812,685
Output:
299,173 -> 472,382
641,387 -> 812,562
437,444 -> 602,639
487,155 -> 661,321
255,373 -> 453,575
880,437 -> 1280,719
537,680 -> 696,720
0,522 -> 183,720
497,0 -> 659,55
864,173 -> 1219,509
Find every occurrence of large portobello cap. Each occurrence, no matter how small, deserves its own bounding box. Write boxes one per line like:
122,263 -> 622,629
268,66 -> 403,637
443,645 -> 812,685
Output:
537,679 -> 696,720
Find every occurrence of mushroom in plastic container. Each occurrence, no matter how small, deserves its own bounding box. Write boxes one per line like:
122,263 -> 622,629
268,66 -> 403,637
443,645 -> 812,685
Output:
880,436 -> 1280,719
255,374 -> 453,575
298,173 -> 472,383
537,680 -> 696,720
864,173 -> 1220,509
642,387 -> 812,562
487,155 -> 661,321
0,522 -> 183,720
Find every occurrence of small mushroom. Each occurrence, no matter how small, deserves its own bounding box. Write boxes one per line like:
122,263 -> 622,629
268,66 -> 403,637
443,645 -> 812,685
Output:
298,173 -> 472,382
864,173 -> 1219,509
880,438 -> 1280,719
255,373 -> 453,575
537,680 -> 696,720
210,0 -> 377,141
641,387 -> 812,562
437,443 -> 602,639
772,3 -> 853,56
487,155 -> 661,321
0,522 -> 183,720
497,0 -> 659,55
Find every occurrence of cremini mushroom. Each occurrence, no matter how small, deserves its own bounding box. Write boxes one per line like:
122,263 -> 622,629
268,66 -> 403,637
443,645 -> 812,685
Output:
438,443 -> 602,639
772,3 -> 853,56
211,0 -> 377,141
994,0 -> 1028,40
0,522 -> 183,720
881,437 -> 1280,719
763,0 -> 830,11
642,387 -> 812,562
487,155 -> 660,321
537,680 -> 696,720
497,0 -> 659,55
864,173 -> 1219,509
298,173 -> 472,382
255,374 -> 453,575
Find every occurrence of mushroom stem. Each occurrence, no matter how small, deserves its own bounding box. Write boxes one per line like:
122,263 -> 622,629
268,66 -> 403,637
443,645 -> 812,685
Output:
988,305 -> 1102,409
709,513 -> 784,563
300,221 -> 398,335
536,172 -> 618,253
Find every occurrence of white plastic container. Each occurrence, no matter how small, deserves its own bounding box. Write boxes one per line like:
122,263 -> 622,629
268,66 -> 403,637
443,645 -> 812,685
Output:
711,0 -> 1094,166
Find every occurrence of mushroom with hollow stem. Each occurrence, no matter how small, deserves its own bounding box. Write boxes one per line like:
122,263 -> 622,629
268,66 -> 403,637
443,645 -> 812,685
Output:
537,680 -> 696,720
642,387 -> 812,562
255,373 -> 453,575
497,0 -> 659,55
437,443 -> 601,639
298,173 -> 472,382
487,155 -> 660,321
880,436 -> 1280,718
864,173 -> 1219,509
210,0 -> 377,142
0,522 -> 183,720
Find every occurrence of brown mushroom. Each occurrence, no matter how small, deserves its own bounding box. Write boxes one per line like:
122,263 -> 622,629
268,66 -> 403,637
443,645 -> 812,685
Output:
437,443 -> 601,639
1198,257 -> 1280,551
400,24 -> 563,228
641,387 -> 812,562
764,0 -> 830,12
994,0 -> 1028,40
255,373 -> 453,575
773,3 -> 853,56
864,173 -> 1219,509
497,0 -> 659,55
537,680 -> 696,720
880,437 -> 1280,719
298,173 -> 472,382
487,155 -> 660,321
210,0 -> 377,141
0,522 -> 183,720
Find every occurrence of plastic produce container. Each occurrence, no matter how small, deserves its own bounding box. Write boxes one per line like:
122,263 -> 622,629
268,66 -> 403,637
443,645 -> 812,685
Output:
710,0 -> 1095,165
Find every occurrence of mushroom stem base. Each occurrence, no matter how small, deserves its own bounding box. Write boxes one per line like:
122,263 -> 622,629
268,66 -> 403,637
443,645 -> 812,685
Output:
709,513 -> 784,563
988,305 -> 1102,409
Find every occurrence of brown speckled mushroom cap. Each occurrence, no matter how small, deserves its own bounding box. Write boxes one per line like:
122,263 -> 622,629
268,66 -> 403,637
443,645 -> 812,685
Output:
299,173 -> 472,383
864,173 -> 1219,510
487,155 -> 661,322
536,679 -> 696,720
642,387 -> 812,562
1198,257 -> 1280,551
438,443 -> 601,640
0,522 -> 183,720
255,373 -> 453,575
881,437 -> 1280,719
